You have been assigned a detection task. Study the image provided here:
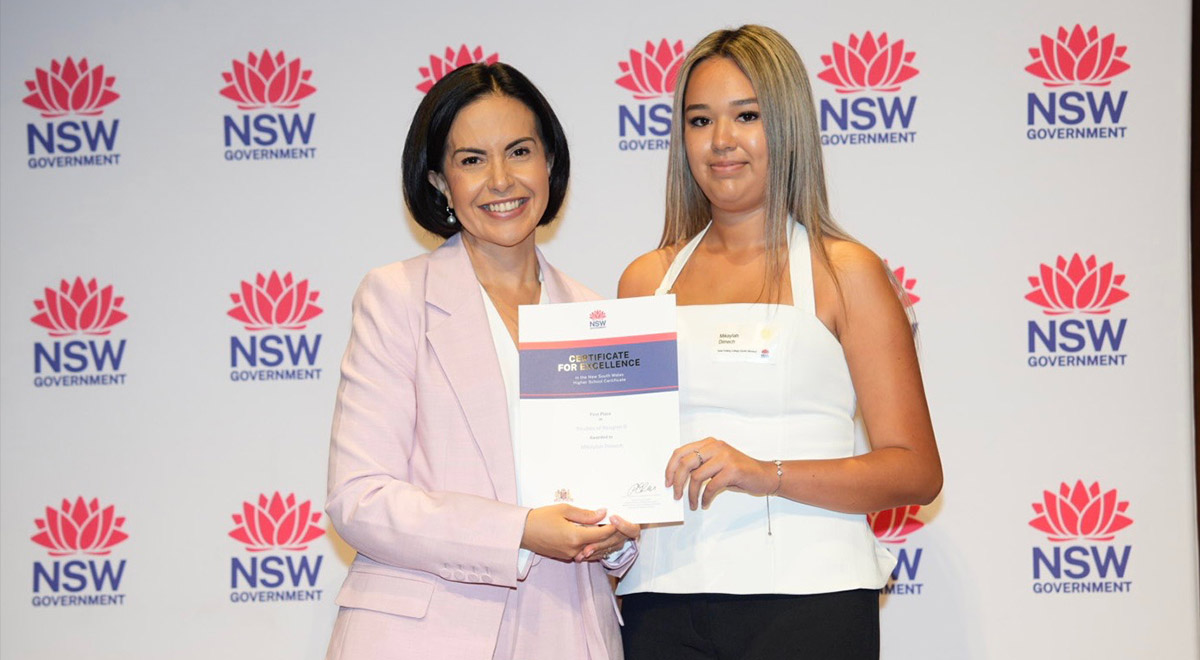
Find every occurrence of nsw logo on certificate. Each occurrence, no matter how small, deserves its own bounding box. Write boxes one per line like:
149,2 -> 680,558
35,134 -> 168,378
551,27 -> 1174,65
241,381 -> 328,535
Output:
518,295 -> 684,524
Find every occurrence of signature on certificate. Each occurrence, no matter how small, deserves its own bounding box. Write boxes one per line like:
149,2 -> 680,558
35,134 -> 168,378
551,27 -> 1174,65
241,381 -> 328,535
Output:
626,482 -> 658,496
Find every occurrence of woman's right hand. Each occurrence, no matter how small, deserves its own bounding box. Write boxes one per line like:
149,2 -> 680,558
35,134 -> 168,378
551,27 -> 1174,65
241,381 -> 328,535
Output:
520,504 -> 615,561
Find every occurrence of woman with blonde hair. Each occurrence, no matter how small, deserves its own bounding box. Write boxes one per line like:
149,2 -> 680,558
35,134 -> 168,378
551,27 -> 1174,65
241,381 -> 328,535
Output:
617,25 -> 941,659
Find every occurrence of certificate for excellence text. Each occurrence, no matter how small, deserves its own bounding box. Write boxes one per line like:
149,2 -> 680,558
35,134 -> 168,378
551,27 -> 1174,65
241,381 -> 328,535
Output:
518,295 -> 683,524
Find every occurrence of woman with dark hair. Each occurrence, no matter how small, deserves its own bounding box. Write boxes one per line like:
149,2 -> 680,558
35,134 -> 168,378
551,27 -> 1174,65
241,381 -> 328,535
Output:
617,25 -> 941,659
325,62 -> 637,660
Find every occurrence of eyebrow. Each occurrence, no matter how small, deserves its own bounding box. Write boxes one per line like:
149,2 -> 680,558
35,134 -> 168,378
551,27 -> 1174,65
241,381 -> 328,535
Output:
451,137 -> 535,156
684,98 -> 759,112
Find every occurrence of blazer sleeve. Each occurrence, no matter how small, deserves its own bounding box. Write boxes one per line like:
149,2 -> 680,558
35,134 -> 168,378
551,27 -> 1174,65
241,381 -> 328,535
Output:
601,541 -> 638,578
326,267 -> 530,588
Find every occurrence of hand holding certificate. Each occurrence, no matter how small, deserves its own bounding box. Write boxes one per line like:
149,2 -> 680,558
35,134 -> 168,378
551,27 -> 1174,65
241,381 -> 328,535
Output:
518,295 -> 683,524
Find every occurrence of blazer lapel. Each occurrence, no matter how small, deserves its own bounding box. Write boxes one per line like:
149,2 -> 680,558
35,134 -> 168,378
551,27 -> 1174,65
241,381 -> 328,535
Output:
424,235 -> 516,502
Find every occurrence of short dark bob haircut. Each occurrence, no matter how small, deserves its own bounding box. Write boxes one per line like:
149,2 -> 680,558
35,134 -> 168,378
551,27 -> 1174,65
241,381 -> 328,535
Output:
402,62 -> 571,238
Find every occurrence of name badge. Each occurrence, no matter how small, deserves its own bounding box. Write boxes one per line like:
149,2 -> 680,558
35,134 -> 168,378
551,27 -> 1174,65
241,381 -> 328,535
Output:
713,323 -> 780,364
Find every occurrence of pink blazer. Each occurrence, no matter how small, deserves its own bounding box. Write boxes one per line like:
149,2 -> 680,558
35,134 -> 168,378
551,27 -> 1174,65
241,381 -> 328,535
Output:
325,234 -> 631,659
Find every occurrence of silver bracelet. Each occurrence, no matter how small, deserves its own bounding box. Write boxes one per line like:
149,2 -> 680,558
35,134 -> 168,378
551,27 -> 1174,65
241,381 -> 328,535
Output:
766,459 -> 783,536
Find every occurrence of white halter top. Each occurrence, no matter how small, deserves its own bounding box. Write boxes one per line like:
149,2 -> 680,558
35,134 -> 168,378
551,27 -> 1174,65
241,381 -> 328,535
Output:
617,222 -> 896,596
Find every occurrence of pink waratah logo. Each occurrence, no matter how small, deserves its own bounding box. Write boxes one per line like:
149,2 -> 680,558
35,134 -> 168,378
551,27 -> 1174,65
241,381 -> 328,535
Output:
1025,25 -> 1130,87
887,263 -> 920,306
817,32 -> 918,93
220,50 -> 316,110
23,57 -> 120,118
615,39 -> 686,99
32,497 -> 129,557
1025,254 -> 1128,315
229,492 -> 325,552
590,310 -> 607,321
417,45 -> 499,94
1029,480 -> 1132,542
31,277 -> 128,337
869,505 -> 924,544
227,271 -> 323,331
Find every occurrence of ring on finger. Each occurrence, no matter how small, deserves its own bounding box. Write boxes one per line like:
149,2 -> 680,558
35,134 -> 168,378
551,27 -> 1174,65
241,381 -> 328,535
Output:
693,449 -> 704,466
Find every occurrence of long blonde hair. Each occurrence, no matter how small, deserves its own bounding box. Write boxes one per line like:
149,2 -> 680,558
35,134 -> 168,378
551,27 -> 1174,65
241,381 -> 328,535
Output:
662,25 -> 854,294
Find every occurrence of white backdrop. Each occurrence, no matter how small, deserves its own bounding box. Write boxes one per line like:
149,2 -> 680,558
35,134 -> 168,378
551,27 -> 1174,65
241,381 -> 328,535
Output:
1,0 -> 1196,658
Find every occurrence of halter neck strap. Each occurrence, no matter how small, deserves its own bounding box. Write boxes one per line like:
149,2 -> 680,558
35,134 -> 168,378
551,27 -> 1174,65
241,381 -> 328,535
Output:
654,221 -> 814,312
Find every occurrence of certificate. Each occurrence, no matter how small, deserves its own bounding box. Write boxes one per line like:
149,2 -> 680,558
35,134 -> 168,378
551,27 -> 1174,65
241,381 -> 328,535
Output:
518,295 -> 683,524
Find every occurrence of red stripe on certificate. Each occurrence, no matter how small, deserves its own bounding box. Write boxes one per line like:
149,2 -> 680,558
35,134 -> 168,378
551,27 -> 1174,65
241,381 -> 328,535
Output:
522,385 -> 679,398
519,332 -> 677,351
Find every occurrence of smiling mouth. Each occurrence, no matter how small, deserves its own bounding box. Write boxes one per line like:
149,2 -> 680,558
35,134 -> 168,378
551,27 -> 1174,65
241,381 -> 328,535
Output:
705,162 -> 744,176
480,198 -> 528,213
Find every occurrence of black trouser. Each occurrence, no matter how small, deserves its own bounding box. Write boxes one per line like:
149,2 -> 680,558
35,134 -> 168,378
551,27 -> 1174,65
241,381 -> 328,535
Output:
621,590 -> 880,660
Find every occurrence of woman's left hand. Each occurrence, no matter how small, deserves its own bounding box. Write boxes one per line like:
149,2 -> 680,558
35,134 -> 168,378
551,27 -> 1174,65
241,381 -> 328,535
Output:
666,438 -> 775,510
575,515 -> 640,563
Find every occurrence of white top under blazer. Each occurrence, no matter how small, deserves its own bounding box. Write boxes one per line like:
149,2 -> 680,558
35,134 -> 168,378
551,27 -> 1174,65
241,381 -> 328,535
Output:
616,221 -> 896,596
